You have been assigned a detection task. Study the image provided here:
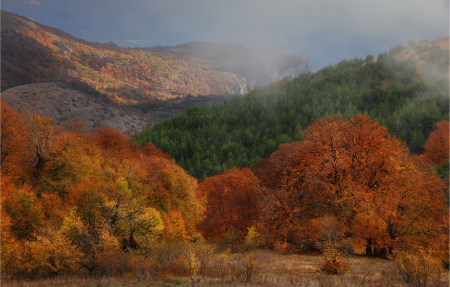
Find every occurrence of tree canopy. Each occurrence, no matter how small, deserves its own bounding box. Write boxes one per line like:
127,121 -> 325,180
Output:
134,47 -> 449,179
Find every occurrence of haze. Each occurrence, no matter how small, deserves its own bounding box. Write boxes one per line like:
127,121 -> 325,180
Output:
2,0 -> 449,69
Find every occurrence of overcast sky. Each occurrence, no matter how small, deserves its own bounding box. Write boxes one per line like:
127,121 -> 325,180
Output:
2,0 -> 449,69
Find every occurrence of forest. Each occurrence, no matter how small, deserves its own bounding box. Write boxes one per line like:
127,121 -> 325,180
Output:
1,96 -> 448,284
1,33 -> 449,285
133,44 -> 449,180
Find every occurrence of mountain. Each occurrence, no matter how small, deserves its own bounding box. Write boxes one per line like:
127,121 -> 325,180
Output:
0,10 -> 313,133
133,40 -> 449,179
149,42 -> 313,91
0,82 -> 238,134
0,82 -> 154,133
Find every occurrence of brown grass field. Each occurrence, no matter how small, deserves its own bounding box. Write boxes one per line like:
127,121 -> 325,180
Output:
2,249 -> 448,287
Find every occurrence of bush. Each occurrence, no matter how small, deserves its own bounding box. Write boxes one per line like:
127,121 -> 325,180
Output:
395,249 -> 443,287
234,252 -> 262,282
320,242 -> 349,275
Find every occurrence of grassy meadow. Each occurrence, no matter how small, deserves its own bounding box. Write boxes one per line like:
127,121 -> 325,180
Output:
2,248 -> 448,287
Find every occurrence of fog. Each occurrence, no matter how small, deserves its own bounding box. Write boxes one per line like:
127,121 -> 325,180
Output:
2,0 -> 448,69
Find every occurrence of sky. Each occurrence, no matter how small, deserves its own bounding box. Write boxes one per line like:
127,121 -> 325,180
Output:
2,0 -> 449,69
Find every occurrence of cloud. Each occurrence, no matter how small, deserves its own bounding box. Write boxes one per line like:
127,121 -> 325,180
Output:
25,0 -> 42,5
2,0 -> 448,68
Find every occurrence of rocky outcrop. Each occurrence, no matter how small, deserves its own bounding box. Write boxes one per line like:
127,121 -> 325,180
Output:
55,42 -> 72,52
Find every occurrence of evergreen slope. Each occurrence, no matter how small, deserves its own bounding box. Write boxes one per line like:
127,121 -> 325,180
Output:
133,46 -> 449,179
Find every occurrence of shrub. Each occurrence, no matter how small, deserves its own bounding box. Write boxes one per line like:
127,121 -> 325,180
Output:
321,242 -> 349,275
395,248 -> 443,287
244,225 -> 260,248
234,252 -> 262,282
184,245 -> 200,276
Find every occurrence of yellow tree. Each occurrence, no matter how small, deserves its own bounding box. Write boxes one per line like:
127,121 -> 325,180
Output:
0,202 -> 21,279
19,227 -> 82,278
141,147 -> 201,238
22,109 -> 54,181
1,177 -> 42,240
60,208 -> 120,276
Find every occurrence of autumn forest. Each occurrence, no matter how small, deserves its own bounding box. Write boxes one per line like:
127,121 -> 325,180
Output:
1,10 -> 449,286
1,95 -> 449,282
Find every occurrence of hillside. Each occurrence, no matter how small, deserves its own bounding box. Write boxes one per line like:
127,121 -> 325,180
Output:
149,42 -> 314,90
0,82 -> 237,134
393,37 -> 449,80
0,10 -> 312,107
134,40 -> 449,179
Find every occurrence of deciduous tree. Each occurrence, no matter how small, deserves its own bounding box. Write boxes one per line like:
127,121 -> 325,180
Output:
0,100 -> 27,178
198,167 -> 260,240
255,115 -> 448,257
22,109 -> 54,181
421,120 -> 449,174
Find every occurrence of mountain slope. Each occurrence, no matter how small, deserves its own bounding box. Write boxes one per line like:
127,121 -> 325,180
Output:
150,42 -> 314,90
0,82 -> 152,133
133,41 -> 449,179
1,10 -> 313,104
0,82 -> 237,134
393,37 -> 449,80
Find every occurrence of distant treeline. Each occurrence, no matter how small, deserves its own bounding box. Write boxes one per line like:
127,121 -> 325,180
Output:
133,45 -> 449,179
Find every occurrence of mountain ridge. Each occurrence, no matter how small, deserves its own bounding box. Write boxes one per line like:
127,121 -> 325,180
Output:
1,9 -> 313,133
0,10 -> 313,98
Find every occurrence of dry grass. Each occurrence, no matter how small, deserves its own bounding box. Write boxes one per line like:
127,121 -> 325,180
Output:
2,249 -> 448,287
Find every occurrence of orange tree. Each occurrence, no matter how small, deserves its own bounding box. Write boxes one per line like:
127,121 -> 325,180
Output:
197,167 -> 260,241
254,115 -> 448,257
420,120 -> 449,178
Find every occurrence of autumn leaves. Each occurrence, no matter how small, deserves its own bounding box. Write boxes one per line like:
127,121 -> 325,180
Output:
200,115 -> 448,261
1,100 -> 448,279
1,101 -> 202,277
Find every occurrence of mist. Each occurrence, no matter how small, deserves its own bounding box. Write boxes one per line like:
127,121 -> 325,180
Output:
2,0 -> 448,69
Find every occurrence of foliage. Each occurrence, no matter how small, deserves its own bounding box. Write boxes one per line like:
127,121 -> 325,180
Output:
0,101 -> 28,178
234,252 -> 262,282
0,108 -> 202,279
320,242 -> 349,275
1,80 -> 448,282
184,245 -> 201,276
244,226 -> 260,248
254,115 -> 448,257
1,178 -> 43,240
197,167 -> 260,241
420,120 -> 449,178
18,228 -> 82,278
134,50 -> 449,179
395,248 -> 444,287
315,216 -> 350,274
